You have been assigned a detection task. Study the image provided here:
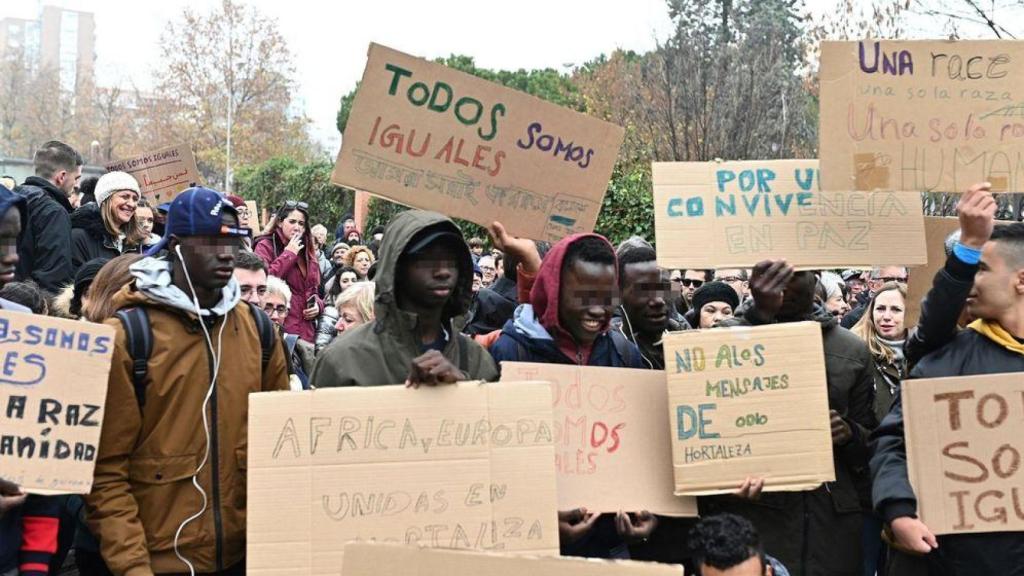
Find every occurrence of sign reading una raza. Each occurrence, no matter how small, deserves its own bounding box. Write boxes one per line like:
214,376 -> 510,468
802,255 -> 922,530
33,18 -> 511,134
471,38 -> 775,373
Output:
663,322 -> 835,495
332,43 -> 625,242
0,311 -> 113,495
246,382 -> 559,575
653,159 -> 926,269
821,40 -> 1024,193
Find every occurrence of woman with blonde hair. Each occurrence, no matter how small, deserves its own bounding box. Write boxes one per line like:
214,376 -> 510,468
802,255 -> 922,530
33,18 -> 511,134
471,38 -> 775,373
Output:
81,253 -> 144,323
850,281 -> 909,422
343,245 -> 375,280
71,171 -> 148,272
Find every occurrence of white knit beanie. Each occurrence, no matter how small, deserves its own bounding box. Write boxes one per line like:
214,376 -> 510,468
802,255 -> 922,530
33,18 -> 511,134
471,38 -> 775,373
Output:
95,171 -> 141,206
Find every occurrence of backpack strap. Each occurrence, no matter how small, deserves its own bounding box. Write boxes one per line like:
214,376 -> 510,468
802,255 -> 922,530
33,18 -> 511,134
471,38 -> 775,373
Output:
115,308 -> 153,410
456,334 -> 469,374
246,301 -> 275,373
608,329 -> 636,368
283,333 -> 300,358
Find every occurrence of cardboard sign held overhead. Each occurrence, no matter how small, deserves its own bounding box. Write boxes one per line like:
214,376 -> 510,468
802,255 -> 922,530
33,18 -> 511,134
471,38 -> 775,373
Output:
342,542 -> 684,576
820,40 -> 1024,193
0,311 -> 113,495
105,143 -> 201,204
501,363 -> 697,516
663,322 -> 835,495
332,43 -> 625,242
903,373 -> 1024,535
246,382 -> 559,575
653,160 -> 927,269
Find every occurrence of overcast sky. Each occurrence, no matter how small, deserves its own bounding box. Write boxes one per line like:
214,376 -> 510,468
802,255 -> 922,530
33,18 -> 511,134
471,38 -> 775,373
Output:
3,0 -> 1006,151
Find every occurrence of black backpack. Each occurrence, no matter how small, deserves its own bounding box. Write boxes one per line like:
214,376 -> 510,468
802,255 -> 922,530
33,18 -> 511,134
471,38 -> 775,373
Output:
115,301 -> 276,409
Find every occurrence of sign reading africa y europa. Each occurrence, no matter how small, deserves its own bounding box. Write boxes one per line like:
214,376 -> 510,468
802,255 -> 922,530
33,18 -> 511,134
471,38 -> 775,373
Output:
652,160 -> 926,269
0,311 -> 113,495
903,373 -> 1024,535
332,43 -> 625,241
105,143 -> 201,204
247,382 -> 559,575
820,40 -> 1024,193
663,322 -> 835,495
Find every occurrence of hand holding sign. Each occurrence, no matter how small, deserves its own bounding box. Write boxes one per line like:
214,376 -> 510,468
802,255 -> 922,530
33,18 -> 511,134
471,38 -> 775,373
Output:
749,260 -> 794,321
615,510 -> 658,544
405,350 -> 466,388
558,508 -> 600,544
830,410 -> 853,446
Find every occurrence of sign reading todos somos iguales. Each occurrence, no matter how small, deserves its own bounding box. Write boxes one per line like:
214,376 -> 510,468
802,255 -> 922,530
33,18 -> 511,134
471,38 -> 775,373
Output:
0,311 -> 113,495
332,43 -> 625,242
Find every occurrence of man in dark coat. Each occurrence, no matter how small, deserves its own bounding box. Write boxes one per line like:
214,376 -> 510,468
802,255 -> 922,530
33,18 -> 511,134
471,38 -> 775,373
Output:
14,140 -> 81,293
871,184 -> 1024,576
700,260 -> 878,576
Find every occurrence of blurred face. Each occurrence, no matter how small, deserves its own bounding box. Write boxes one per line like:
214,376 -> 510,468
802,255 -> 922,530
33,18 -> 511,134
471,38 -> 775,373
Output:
869,266 -> 908,293
472,273 -> 482,293
716,269 -> 748,299
343,219 -> 356,234
397,241 -> 459,311
967,240 -> 1023,322
234,268 -> 267,306
109,189 -> 139,225
235,205 -> 251,229
679,270 -> 706,303
701,555 -> 769,576
471,245 -> 484,256
621,261 -> 671,335
339,271 -> 358,292
872,289 -> 906,339
280,209 -> 306,241
479,258 -> 496,284
559,259 -> 617,347
0,206 -> 21,288
313,227 -> 327,248
825,291 -> 851,319
332,246 -> 348,264
334,302 -> 367,334
353,251 -> 372,277
262,292 -> 289,327
846,277 -> 867,302
347,231 -> 361,244
172,211 -> 241,293
136,206 -> 155,234
699,301 -> 734,329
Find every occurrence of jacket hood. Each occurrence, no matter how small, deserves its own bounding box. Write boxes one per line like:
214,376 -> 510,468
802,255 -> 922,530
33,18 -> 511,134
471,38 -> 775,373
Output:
71,203 -> 114,242
0,185 -> 26,229
373,210 -> 473,327
20,176 -> 73,213
123,256 -> 240,317
529,233 -> 617,334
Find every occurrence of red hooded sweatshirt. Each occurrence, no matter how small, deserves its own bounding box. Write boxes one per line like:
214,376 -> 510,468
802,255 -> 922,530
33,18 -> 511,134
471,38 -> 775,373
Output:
528,233 -> 618,366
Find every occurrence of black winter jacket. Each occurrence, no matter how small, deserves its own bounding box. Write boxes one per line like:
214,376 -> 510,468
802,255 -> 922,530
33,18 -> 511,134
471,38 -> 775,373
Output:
14,176 -> 73,292
871,253 -> 1024,576
702,307 -> 878,576
466,277 -> 518,336
70,203 -> 124,272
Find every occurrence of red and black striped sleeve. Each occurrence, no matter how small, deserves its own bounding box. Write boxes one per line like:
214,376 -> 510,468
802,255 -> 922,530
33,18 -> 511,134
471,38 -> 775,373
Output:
19,495 -> 60,576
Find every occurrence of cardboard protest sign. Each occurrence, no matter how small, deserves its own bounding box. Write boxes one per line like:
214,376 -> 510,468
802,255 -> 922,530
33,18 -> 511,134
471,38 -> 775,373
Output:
501,362 -> 697,516
342,542 -> 684,576
0,311 -> 113,495
663,322 -> 835,495
820,40 -> 1024,193
903,373 -> 1024,535
243,200 -> 258,227
247,382 -> 559,575
906,217 -> 961,327
332,43 -> 625,242
105,143 -> 201,204
652,160 -> 926,269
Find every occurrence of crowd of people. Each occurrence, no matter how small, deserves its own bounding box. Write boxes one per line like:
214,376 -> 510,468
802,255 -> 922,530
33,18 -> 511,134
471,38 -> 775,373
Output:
0,140 -> 1022,576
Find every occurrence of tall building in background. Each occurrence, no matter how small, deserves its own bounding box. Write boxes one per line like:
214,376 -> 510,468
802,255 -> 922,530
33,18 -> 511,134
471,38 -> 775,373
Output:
1,5 -> 95,93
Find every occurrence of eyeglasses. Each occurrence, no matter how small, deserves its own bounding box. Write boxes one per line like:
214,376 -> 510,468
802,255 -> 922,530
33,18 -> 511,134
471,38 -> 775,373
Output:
717,276 -> 744,283
674,278 -> 704,288
282,200 -> 309,211
263,304 -> 288,317
875,277 -> 908,284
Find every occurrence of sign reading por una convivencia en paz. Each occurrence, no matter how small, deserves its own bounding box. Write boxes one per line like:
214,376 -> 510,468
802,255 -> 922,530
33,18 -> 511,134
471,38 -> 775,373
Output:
332,43 -> 625,242
663,322 -> 835,495
0,311 -> 113,495
820,40 -> 1024,193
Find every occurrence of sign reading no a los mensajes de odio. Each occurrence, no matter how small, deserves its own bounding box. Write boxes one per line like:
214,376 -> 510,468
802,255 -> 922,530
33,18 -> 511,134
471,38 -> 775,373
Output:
663,322 -> 835,495
0,311 -> 113,495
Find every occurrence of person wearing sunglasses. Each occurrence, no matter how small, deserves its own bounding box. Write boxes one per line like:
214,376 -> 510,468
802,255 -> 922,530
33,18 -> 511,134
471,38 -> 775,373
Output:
673,269 -> 712,306
253,200 -> 322,343
841,266 -> 909,329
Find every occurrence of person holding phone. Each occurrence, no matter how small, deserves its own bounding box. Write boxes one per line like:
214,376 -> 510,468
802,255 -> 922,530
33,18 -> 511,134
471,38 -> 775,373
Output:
253,200 -> 322,342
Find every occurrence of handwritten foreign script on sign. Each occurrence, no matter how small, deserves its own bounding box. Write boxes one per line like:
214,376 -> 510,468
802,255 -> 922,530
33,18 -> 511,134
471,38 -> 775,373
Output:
332,43 -> 625,241
652,160 -> 926,269
501,362 -> 697,516
342,542 -> 684,576
820,40 -> 1024,193
903,373 -> 1024,535
104,143 -> 201,204
663,322 -> 835,495
246,382 -> 559,575
0,311 -> 113,495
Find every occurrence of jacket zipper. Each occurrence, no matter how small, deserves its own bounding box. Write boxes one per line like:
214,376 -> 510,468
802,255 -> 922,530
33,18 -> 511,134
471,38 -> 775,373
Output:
800,491 -> 809,576
205,323 -> 225,571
